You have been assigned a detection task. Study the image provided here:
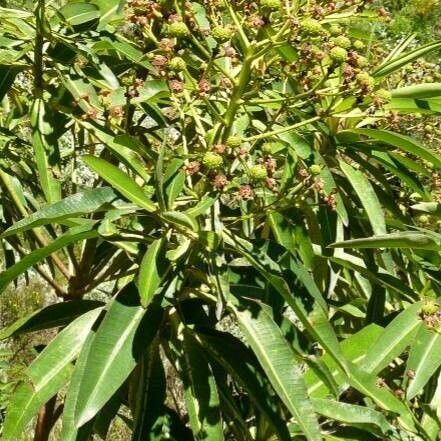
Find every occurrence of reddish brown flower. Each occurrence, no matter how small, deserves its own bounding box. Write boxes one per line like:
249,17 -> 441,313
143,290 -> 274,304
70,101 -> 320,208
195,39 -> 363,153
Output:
184,161 -> 201,175
169,79 -> 184,93
212,174 -> 228,190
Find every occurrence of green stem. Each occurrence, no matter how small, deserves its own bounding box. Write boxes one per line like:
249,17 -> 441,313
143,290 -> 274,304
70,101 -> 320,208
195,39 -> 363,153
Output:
221,56 -> 253,141
244,116 -> 321,142
34,0 -> 45,97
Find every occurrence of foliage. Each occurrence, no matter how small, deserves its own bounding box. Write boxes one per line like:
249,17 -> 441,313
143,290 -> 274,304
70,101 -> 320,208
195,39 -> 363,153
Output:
1,0 -> 441,440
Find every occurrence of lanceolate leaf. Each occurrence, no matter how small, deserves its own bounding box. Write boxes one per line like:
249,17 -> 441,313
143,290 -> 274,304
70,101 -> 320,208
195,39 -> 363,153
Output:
234,299 -> 322,441
344,128 -> 441,169
138,238 -> 170,307
361,302 -> 422,375
30,98 -> 61,203
62,330 -> 97,441
195,329 -> 291,441
131,341 -> 166,441
392,83 -> 441,99
0,225 -> 99,294
339,161 -> 386,235
311,398 -> 394,436
74,285 -> 163,427
1,187 -> 117,238
0,299 -> 103,340
330,232 -> 440,251
3,308 -> 102,440
373,41 -> 441,77
82,155 -> 157,213
224,232 -> 349,375
406,325 -> 441,400
180,330 -> 224,441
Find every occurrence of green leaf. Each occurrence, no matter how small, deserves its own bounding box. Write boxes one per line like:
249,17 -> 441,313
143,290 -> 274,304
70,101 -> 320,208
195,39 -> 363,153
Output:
305,324 -> 384,398
138,238 -> 170,307
3,308 -> 101,440
31,99 -> 61,203
62,329 -> 97,441
161,211 -> 199,233
330,232 -> 440,251
412,202 -> 441,217
234,299 -> 322,441
339,161 -> 386,235
343,128 -> 441,169
82,155 -> 157,212
131,341 -> 166,441
373,41 -> 441,77
361,302 -> 422,375
0,225 -> 98,294
1,187 -> 117,238
391,83 -> 441,99
0,300 -> 103,340
74,285 -> 163,427
311,398 -> 393,436
180,330 -> 224,441
224,232 -> 348,375
406,325 -> 441,400
79,121 -> 150,181
196,329 -> 291,441
59,3 -> 100,26
348,365 -> 417,434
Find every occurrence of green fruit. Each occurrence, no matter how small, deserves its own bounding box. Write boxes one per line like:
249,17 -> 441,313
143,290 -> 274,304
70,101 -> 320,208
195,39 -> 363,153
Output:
202,152 -> 223,169
329,46 -> 348,63
353,39 -> 365,50
331,36 -> 351,49
212,25 -> 234,42
226,136 -> 242,148
262,143 -> 274,154
301,18 -> 323,35
168,21 -> 190,38
425,124 -> 434,133
329,24 -> 342,35
168,57 -> 186,71
357,56 -> 369,68
421,298 -> 439,316
248,164 -> 268,180
417,214 -> 430,224
309,164 -> 321,175
260,0 -> 282,10
375,89 -> 392,102
356,72 -> 375,88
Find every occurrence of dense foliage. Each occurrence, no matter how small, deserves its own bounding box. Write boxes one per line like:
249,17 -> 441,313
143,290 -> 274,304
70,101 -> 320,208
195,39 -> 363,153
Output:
1,0 -> 441,440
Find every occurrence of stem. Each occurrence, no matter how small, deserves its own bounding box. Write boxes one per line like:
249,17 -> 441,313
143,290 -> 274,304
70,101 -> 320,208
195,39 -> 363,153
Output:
34,0 -> 45,97
33,395 -> 56,441
221,56 -> 253,141
244,116 -> 321,142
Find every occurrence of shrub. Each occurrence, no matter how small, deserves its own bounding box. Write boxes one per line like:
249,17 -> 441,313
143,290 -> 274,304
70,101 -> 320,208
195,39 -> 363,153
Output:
0,0 -> 441,440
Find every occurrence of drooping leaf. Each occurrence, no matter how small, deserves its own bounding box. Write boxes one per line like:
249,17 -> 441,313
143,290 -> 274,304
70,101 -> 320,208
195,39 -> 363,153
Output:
234,299 -> 322,441
82,155 -> 157,213
361,302 -> 422,375
0,299 -> 103,340
3,308 -> 101,440
339,161 -> 386,235
195,329 -> 291,441
0,225 -> 98,294
74,285 -> 163,427
180,330 -> 224,441
138,238 -> 170,307
1,187 -> 117,238
343,128 -> 441,169
330,232 -> 440,251
406,325 -> 441,400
